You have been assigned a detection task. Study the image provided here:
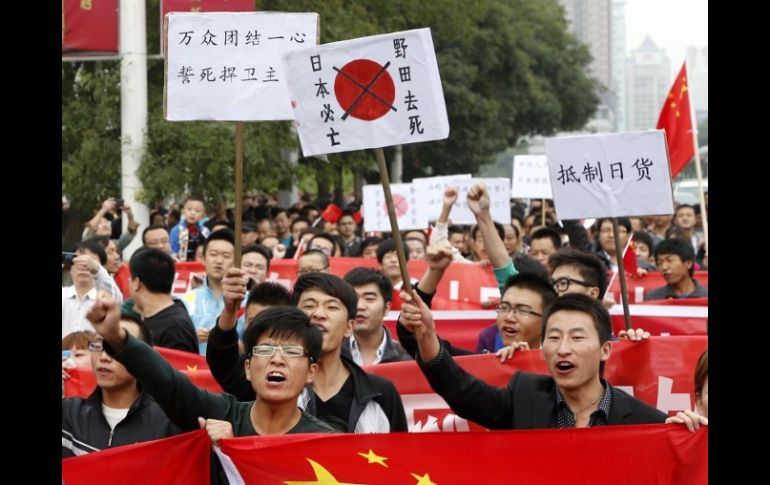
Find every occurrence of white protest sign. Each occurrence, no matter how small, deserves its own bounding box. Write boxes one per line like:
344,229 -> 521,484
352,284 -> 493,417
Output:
363,183 -> 428,232
512,155 -> 552,199
413,174 -> 472,221
282,28 -> 450,156
445,178 -> 511,225
165,12 -> 319,121
545,130 -> 675,219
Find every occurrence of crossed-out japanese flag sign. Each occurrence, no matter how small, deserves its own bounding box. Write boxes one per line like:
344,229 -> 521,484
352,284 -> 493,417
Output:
282,28 -> 450,156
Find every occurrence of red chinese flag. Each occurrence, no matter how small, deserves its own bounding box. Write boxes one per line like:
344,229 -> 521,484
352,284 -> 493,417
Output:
62,0 -> 118,53
220,426 -> 707,484
62,430 -> 210,485
656,63 -> 695,177
320,203 -> 343,223
353,210 -> 363,224
623,234 -> 639,278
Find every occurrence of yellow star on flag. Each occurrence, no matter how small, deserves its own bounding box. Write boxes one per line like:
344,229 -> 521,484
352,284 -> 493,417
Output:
186,365 -> 198,371
411,472 -> 437,485
357,449 -> 388,468
285,458 -> 367,485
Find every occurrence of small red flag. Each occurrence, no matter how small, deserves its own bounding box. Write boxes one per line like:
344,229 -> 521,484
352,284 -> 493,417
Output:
320,203 -> 343,223
352,210 -> 363,224
656,62 -> 695,177
622,234 -> 639,278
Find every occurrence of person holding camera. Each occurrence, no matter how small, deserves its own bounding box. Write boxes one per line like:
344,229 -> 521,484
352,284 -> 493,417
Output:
82,197 -> 140,252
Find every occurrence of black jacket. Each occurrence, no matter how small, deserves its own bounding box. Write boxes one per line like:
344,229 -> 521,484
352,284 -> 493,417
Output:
206,324 -> 407,432
144,300 -> 198,354
419,345 -> 667,429
62,387 -> 180,458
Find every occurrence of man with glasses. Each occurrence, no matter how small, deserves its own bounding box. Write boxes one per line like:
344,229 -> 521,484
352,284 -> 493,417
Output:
475,273 -> 557,353
548,248 -> 607,300
401,293 -> 666,430
62,314 -> 180,457
563,218 -> 631,271
297,249 -> 331,277
84,301 -> 334,484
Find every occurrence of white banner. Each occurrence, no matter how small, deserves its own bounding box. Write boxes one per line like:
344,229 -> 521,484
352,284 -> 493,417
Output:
512,155 -> 552,199
362,183 -> 429,232
545,130 -> 675,219
282,28 -> 450,156
165,12 -> 319,121
444,178 -> 511,225
413,174 -> 472,222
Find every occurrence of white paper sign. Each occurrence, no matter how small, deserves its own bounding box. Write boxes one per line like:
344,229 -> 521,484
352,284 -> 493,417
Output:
512,155 -> 552,199
282,28 -> 450,156
363,183 -> 428,232
165,12 -> 319,121
413,174 -> 472,221
545,130 -> 675,219
443,178 -> 511,225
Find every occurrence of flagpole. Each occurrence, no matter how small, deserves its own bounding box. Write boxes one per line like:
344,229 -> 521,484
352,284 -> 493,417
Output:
612,219 -> 632,331
685,60 -> 708,256
234,121 -> 244,266
541,199 -> 546,226
374,147 -> 414,296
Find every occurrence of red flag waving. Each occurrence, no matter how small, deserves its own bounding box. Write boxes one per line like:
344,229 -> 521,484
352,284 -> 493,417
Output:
657,62 -> 695,177
622,233 -> 639,278
320,203 -> 343,223
220,426 -> 707,484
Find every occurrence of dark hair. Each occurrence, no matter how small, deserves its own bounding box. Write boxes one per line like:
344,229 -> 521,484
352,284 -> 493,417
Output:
376,238 -> 409,263
503,272 -> 557,313
507,223 -> 520,239
206,219 -> 232,231
344,267 -> 394,304
271,207 -> 288,219
360,236 -> 383,255
597,217 -> 631,234
530,227 -> 562,251
120,313 -> 153,345
448,225 -> 466,238
290,217 -> 311,231
540,294 -> 612,376
299,249 -> 330,270
243,306 -> 322,364
694,349 -> 708,397
654,238 -> 696,277
142,224 -> 169,245
403,229 -> 427,244
308,233 -> 343,256
675,204 -> 696,217
76,239 -> 108,266
548,248 -> 608,296
299,204 -> 319,220
202,228 -> 235,255
632,231 -> 654,254
242,244 -> 272,271
129,248 -> 175,293
246,281 -> 292,308
338,209 -> 357,223
292,272 -> 358,320
471,222 -> 505,242
183,196 -> 205,207
512,254 -> 550,280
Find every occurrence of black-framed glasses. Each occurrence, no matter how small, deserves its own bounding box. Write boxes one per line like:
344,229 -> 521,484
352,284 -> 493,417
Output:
552,277 -> 594,293
88,339 -> 104,352
251,344 -> 313,362
494,303 -> 542,318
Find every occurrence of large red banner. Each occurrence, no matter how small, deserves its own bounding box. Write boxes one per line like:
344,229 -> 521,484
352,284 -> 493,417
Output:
62,425 -> 706,485
220,425 -> 707,484
65,337 -> 707,433
62,0 -> 118,53
62,429 -> 210,485
113,259 -> 708,310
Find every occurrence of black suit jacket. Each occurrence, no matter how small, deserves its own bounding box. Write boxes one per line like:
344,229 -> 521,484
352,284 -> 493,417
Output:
419,345 -> 667,429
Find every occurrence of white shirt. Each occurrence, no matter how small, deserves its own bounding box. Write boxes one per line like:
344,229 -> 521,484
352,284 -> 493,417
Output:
349,332 -> 388,366
101,404 -> 130,430
62,266 -> 123,339
62,286 -> 98,339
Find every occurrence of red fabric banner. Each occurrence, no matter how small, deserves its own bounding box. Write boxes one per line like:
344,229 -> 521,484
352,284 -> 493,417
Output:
657,62 -> 695,177
156,346 -> 209,370
62,0 -> 118,53
62,430 -> 210,485
220,425 -> 707,484
114,259 -> 707,309
367,336 -> 707,432
66,337 -> 707,435
64,365 -> 223,399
